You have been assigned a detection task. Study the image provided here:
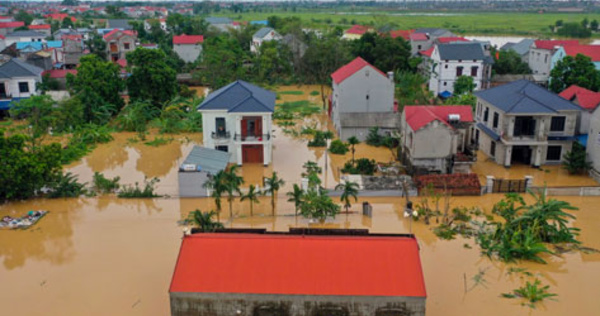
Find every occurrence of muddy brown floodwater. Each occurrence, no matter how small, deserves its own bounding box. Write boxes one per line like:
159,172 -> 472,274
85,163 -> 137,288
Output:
1,85 -> 599,315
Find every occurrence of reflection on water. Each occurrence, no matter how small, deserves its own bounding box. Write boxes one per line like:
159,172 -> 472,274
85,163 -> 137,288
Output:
1,85 -> 600,315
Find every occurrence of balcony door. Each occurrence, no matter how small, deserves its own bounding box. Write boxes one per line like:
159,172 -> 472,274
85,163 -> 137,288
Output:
0,83 -> 7,99
215,117 -> 226,136
241,117 -> 262,138
513,116 -> 535,137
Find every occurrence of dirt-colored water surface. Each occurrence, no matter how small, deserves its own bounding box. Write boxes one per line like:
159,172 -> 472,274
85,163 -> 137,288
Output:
1,85 -> 599,315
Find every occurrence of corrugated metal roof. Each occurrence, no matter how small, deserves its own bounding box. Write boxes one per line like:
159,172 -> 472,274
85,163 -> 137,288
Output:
169,233 -> 427,297
197,80 -> 275,113
182,146 -> 230,175
253,27 -> 276,39
438,43 -> 485,60
475,80 -> 581,114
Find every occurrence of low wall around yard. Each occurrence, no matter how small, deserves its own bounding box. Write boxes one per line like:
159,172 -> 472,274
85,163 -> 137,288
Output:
531,186 -> 600,197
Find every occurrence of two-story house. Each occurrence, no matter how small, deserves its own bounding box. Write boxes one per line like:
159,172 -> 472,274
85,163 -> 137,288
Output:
330,57 -> 396,141
0,58 -> 43,112
103,29 -> 137,62
27,24 -> 52,37
428,43 -> 491,96
5,30 -> 46,47
528,40 -> 577,82
400,105 -> 475,174
250,27 -> 282,54
172,34 -> 203,63
197,80 -> 275,166
62,34 -> 84,67
409,28 -> 456,55
559,84 -> 600,135
474,80 -> 582,168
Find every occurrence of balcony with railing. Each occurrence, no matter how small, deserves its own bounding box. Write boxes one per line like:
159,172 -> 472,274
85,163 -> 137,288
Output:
234,133 -> 270,142
211,131 -> 231,140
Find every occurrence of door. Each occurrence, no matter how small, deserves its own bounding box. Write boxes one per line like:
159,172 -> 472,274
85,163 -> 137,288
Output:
0,83 -> 6,99
242,145 -> 263,163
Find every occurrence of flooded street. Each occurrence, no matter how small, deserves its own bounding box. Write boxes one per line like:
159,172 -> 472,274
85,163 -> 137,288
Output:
1,85 -> 600,315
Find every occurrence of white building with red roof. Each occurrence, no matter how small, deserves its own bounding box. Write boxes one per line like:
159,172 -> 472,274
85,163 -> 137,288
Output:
341,24 -> 371,40
27,24 -> 51,36
562,44 -> 600,70
330,57 -> 396,141
172,34 -> 204,63
169,229 -> 426,316
400,105 -> 475,173
528,40 -> 577,81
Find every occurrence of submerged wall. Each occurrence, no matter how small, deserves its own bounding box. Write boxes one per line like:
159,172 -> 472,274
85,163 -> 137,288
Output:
170,292 -> 425,316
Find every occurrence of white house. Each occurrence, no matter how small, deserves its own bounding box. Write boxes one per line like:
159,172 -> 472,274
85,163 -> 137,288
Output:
197,80 -> 275,166
0,58 -> 43,111
5,30 -> 46,47
400,105 -> 475,174
330,57 -> 396,141
428,42 -> 491,97
172,34 -> 203,63
250,27 -> 282,54
144,18 -> 167,33
528,40 -> 576,81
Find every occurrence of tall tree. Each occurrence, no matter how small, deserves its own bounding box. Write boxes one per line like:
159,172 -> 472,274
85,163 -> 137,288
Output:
241,184 -> 260,216
67,54 -> 124,117
222,166 -> 244,220
286,183 -> 304,218
347,136 -> 360,164
493,49 -> 532,75
204,170 -> 227,221
197,35 -> 247,89
253,41 -> 292,84
127,48 -> 178,108
85,33 -> 108,60
549,54 -> 600,93
335,181 -> 359,214
264,172 -> 285,216
351,32 -> 412,73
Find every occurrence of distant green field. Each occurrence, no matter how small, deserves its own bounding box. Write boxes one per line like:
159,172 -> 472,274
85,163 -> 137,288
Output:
215,11 -> 600,37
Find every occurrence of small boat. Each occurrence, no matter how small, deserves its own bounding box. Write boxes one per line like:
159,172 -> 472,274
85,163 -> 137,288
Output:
0,210 -> 49,230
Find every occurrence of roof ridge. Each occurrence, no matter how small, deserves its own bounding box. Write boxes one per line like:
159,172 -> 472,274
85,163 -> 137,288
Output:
228,81 -> 272,113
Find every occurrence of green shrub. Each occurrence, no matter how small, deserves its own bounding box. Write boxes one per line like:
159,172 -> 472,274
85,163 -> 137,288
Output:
341,158 -> 377,175
48,172 -> 88,198
93,172 -> 120,194
366,127 -> 384,146
329,139 -> 349,155
307,130 -> 333,147
309,90 -> 319,96
118,177 -> 161,198
278,90 -> 304,95
144,136 -> 173,147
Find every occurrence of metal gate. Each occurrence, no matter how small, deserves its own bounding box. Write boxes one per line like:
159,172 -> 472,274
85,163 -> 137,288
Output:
492,179 -> 527,193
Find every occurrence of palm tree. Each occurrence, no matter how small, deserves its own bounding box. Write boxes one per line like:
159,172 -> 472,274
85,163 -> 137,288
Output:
264,172 -> 285,216
222,165 -> 244,220
187,210 -> 224,232
347,136 -> 359,163
335,181 -> 359,214
241,184 -> 260,216
203,170 -> 227,221
286,183 -> 304,218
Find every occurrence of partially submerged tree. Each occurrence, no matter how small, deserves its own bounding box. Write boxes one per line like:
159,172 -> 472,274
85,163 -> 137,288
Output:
127,48 -> 178,109
562,142 -> 592,174
347,136 -> 360,163
335,181 -> 359,214
286,183 -> 304,218
264,172 -> 285,216
187,210 -> 224,232
241,184 -> 260,216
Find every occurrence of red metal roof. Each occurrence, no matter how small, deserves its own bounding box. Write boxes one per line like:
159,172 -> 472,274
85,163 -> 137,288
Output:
559,85 -> 600,111
436,37 -> 469,44
410,32 -> 428,41
0,21 -> 24,29
331,57 -> 387,84
103,29 -> 136,40
170,233 -> 426,297
28,24 -> 51,30
44,13 -> 77,22
563,44 -> 600,62
534,40 -> 579,50
173,34 -> 204,45
389,29 -> 414,40
42,69 -> 77,78
345,24 -> 369,35
419,46 -> 435,57
404,105 -> 473,131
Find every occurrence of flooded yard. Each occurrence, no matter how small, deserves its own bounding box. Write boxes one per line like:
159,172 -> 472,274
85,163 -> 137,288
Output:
1,85 -> 600,315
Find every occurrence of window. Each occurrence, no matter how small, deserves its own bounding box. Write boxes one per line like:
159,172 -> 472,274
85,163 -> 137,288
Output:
444,64 -> 448,69
418,45 -> 422,50
215,146 -> 228,152
471,66 -> 478,77
544,54 -> 548,63
215,117 -> 226,135
483,107 -> 489,122
366,94 -> 369,100
458,59 -> 462,62
490,141 -> 496,157
124,42 -> 130,50
443,82 -> 447,86
18,82 -> 29,93
546,146 -> 562,161
550,116 -> 566,132
493,112 -> 499,128
456,66 -> 463,76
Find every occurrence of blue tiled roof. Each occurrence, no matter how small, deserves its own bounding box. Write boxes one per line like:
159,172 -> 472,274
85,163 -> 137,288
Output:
197,80 -> 275,113
253,27 -> 276,39
474,80 -> 581,114
477,122 -> 500,141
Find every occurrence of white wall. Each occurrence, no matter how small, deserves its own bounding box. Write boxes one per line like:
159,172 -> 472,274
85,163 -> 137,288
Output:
174,43 -> 202,63
588,107 -> 600,174
428,47 -> 485,95
5,35 -> 45,47
1,76 -> 40,98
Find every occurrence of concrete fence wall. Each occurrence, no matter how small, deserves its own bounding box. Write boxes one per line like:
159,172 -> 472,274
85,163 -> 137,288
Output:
531,186 -> 600,197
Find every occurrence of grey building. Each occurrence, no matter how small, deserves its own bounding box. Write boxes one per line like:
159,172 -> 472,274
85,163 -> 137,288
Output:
500,38 -> 535,62
205,17 -> 238,33
330,57 -> 396,141
170,229 -> 427,316
178,146 -> 230,197
474,80 -> 582,167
